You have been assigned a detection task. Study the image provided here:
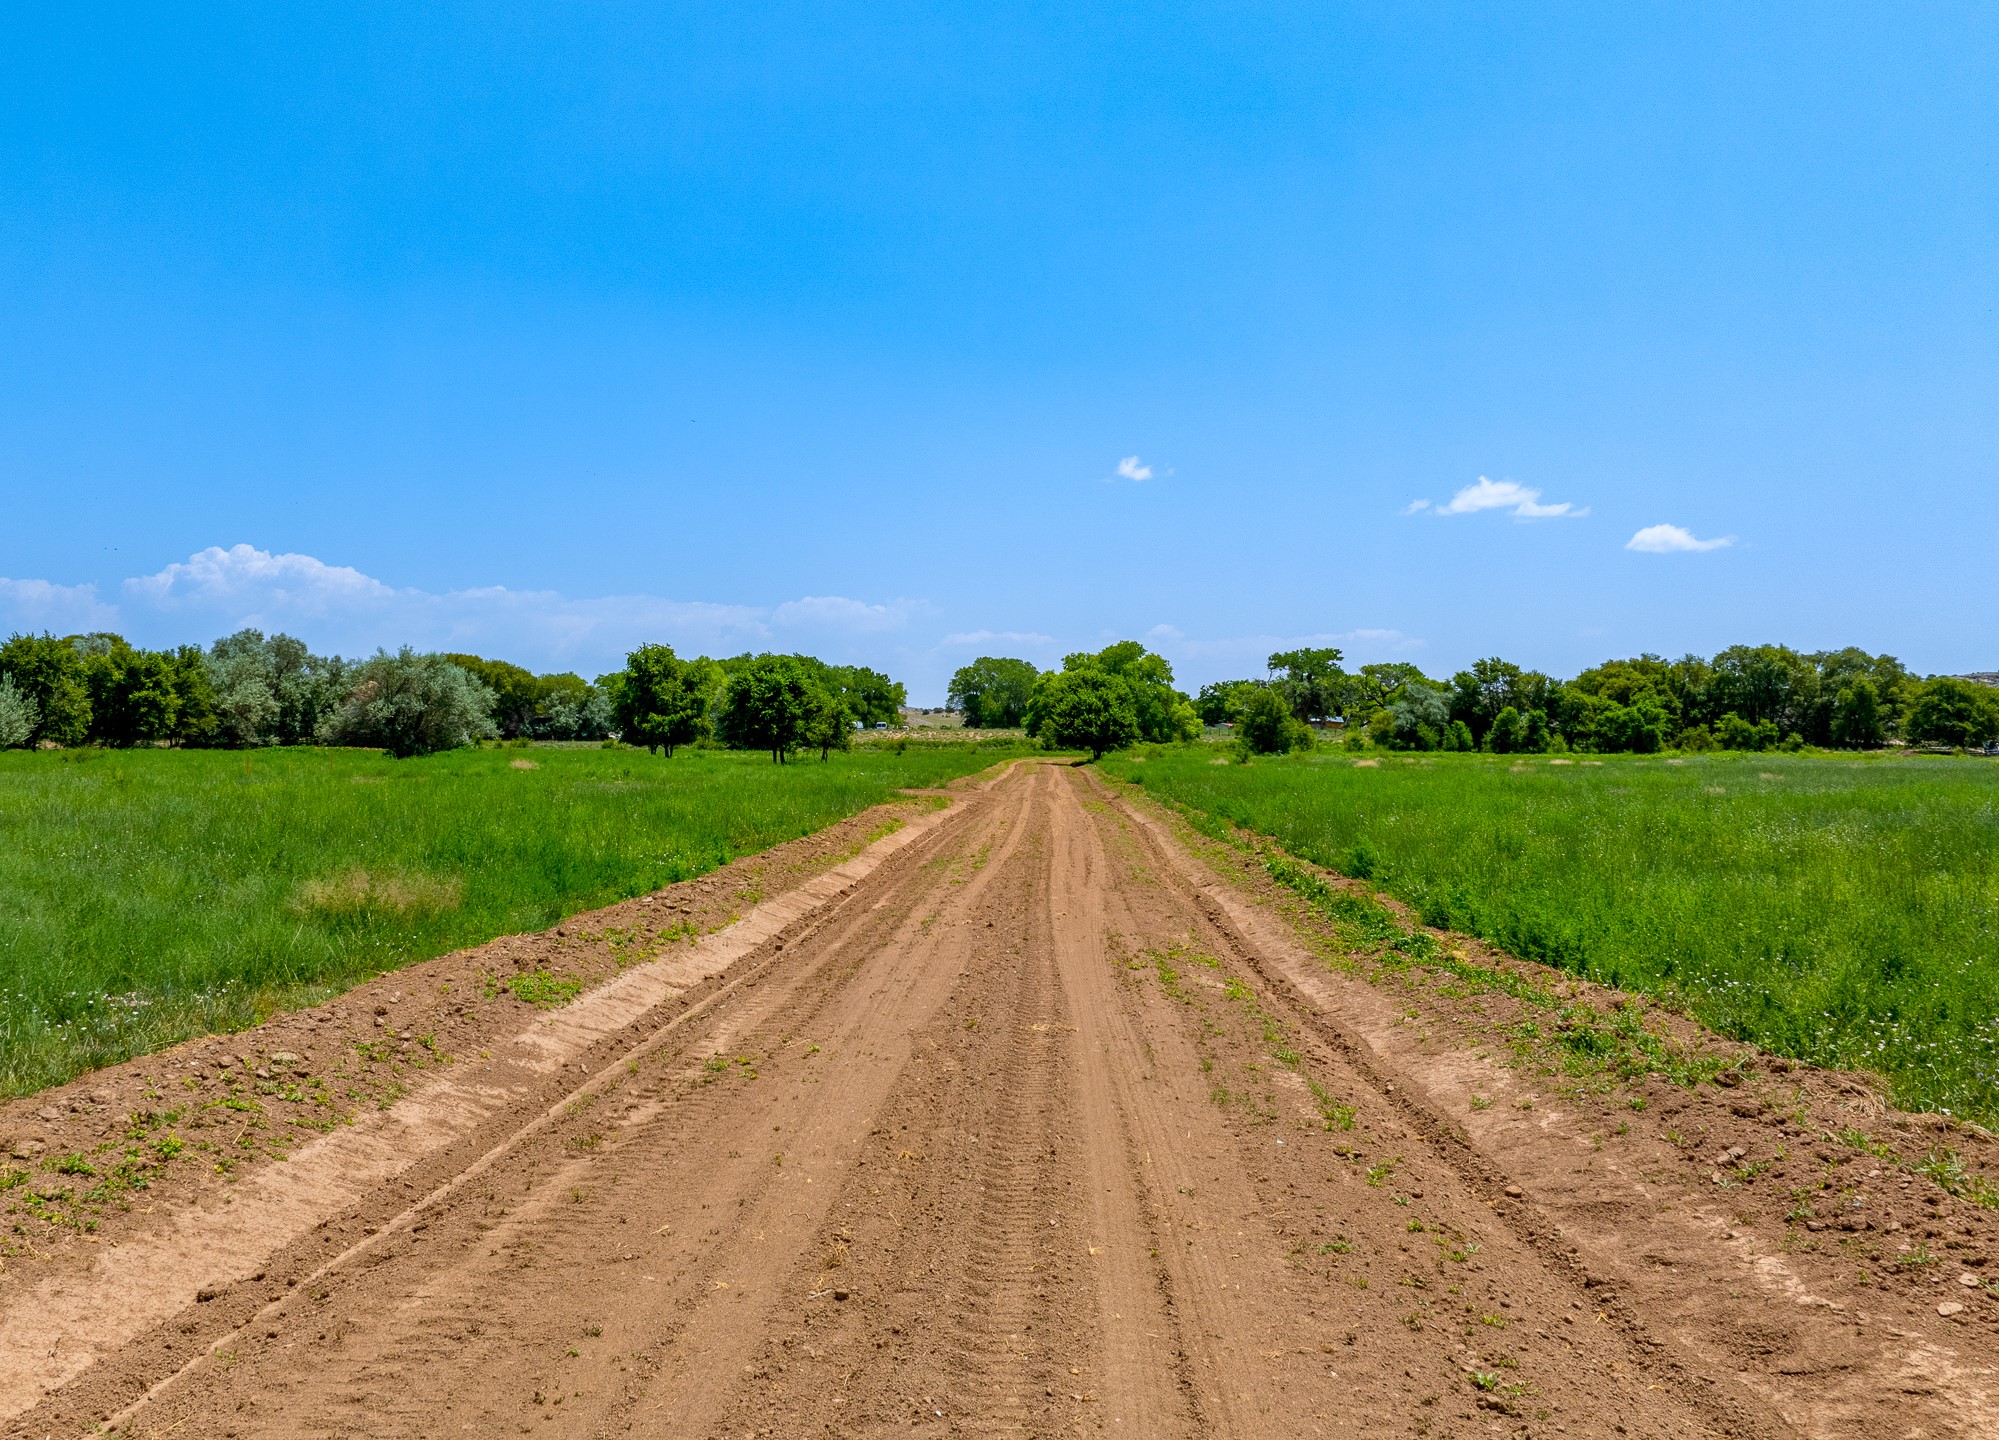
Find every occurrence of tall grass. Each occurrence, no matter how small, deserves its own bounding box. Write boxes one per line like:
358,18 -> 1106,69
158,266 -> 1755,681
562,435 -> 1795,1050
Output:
1103,747 -> 1999,1121
0,742 -> 1016,1094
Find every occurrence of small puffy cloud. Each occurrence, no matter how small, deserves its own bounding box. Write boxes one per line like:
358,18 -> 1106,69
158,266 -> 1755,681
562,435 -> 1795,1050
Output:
1401,499 -> 1432,515
1426,476 -> 1586,520
1626,524 -> 1734,554
0,576 -> 119,632
1114,455 -> 1154,481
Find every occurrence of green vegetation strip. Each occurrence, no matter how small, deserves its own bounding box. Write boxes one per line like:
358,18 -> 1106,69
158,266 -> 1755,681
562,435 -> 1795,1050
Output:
0,742 -> 1021,1095
1104,747 -> 1999,1123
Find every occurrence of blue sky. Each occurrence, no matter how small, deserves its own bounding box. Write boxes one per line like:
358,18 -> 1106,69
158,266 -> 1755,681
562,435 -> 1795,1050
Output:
3,4 -> 1993,702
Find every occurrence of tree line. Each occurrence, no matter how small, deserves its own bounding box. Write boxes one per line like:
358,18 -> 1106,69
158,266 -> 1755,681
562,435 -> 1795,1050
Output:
946,639 -> 1999,757
1191,644 -> 1999,754
0,630 -> 905,761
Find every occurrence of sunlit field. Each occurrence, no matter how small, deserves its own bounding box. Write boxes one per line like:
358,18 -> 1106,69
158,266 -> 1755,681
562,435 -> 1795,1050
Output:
1104,747 -> 1999,1121
0,742 -> 1019,1094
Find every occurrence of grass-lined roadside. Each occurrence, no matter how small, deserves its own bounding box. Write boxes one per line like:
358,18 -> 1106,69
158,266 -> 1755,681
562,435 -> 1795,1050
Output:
0,742 -> 1021,1094
1101,747 -> 1999,1122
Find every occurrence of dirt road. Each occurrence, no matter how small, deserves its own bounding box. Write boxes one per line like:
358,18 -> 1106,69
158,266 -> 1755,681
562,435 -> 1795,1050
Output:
8,760 -> 1999,1438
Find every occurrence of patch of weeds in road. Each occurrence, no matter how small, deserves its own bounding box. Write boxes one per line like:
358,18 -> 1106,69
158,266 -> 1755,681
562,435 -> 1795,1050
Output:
1307,1078 -> 1357,1131
489,969 -> 585,1010
1365,1158 -> 1400,1187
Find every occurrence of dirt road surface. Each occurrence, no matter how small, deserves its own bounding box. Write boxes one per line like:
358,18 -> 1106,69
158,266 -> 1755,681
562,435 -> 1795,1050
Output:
6,760 -> 1998,1438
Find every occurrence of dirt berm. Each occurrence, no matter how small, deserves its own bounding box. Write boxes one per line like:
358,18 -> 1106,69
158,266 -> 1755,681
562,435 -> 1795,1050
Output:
2,759 -> 1996,1438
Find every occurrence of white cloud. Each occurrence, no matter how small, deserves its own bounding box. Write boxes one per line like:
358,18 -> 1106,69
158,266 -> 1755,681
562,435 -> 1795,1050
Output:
937,629 -> 1055,649
768,595 -> 917,633
1423,476 -> 1587,520
1401,499 -> 1432,515
1625,524 -> 1734,554
1145,623 -> 1185,642
0,577 -> 118,632
129,544 -> 395,613
2,544 -> 927,674
1114,455 -> 1154,481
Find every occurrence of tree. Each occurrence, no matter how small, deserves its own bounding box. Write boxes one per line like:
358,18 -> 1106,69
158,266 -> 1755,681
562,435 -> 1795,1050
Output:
0,633 -> 91,746
444,653 -> 545,738
205,630 -> 348,746
1267,647 -> 1345,722
1485,706 -> 1523,754
1904,678 -> 1999,748
1237,684 -> 1311,754
1829,677 -> 1887,749
323,650 -> 497,758
609,644 -> 711,756
947,656 -> 1040,728
803,686 -> 853,761
716,655 -> 813,762
0,674 -> 38,748
1384,679 -> 1451,750
1027,666 -> 1140,759
1062,642 -> 1199,742
824,664 -> 906,728
1195,679 -> 1263,726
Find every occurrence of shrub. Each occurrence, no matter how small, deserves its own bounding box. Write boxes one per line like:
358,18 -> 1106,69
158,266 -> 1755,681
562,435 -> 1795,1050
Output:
0,675 -> 38,748
1715,713 -> 1779,752
323,650 -> 498,758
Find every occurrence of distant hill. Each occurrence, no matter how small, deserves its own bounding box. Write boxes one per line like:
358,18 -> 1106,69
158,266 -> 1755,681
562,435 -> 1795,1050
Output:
1958,673 -> 1999,687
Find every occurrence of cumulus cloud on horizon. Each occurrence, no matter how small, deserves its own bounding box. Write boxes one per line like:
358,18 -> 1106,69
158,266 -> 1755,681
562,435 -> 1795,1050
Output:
1,544 -> 921,674
1626,523 -> 1734,554
1406,476 -> 1587,520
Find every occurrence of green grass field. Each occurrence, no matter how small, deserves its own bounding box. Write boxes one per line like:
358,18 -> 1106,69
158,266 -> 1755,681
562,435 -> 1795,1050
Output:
0,741 -> 1021,1095
1103,747 -> 1999,1122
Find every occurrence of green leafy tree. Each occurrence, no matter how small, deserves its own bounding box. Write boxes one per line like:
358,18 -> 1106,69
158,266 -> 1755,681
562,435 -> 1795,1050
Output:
0,632 -> 91,746
324,650 -> 497,758
444,654 -> 545,738
1062,641 -> 1199,742
204,630 -> 348,746
1485,706 -> 1523,754
1236,684 -> 1311,754
1450,658 -> 1555,743
1028,666 -> 1140,759
0,674 -> 38,748
1195,679 -> 1264,726
1904,678 -> 1999,748
947,656 -> 1040,728
803,687 -> 853,760
1829,677 -> 1887,749
716,654 -> 813,762
165,646 -> 218,747
609,644 -> 711,756
1384,679 -> 1451,750
1267,647 -> 1345,722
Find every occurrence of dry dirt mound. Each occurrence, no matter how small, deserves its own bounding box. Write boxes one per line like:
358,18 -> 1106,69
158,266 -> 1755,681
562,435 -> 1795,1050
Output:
2,760 -> 1995,1439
